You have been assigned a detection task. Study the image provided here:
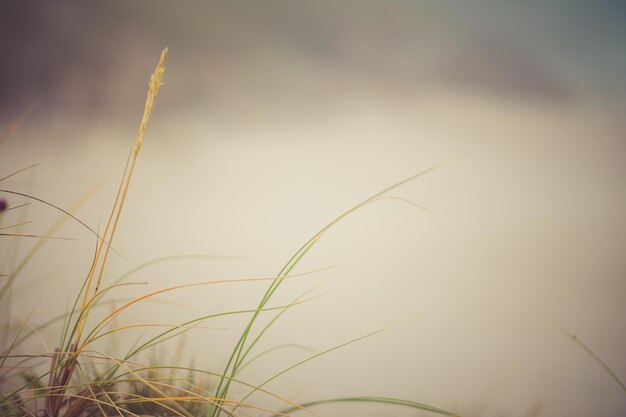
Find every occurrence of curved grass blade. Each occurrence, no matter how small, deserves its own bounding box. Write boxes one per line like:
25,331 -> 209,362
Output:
0,98 -> 41,147
570,333 -> 626,394
0,183 -> 101,301
211,160 -> 454,416
276,396 -> 458,416
233,327 -> 387,412
0,164 -> 40,183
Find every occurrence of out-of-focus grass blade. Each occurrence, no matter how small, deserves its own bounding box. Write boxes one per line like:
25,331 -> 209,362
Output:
276,396 -> 459,416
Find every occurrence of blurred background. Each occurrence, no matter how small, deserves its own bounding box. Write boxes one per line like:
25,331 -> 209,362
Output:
1,1 -> 625,416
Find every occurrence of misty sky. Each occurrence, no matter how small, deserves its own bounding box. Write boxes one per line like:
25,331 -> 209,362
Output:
1,1 -> 625,118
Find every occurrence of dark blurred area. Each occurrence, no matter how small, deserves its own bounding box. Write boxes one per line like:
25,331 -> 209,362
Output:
2,1 -> 624,122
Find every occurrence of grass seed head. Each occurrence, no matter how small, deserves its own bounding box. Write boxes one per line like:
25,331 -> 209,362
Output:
133,47 -> 168,157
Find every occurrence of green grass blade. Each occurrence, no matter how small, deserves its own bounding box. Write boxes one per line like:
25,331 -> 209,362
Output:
276,396 -> 458,416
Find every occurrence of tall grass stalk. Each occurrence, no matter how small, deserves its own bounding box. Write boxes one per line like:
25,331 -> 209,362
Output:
0,48 -> 459,417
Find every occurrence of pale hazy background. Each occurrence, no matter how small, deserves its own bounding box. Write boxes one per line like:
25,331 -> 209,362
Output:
1,1 -> 625,416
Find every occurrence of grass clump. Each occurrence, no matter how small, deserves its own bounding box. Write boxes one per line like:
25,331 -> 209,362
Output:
0,49 -> 458,417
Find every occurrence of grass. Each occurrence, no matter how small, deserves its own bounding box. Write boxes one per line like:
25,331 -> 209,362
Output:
0,48 -> 462,417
